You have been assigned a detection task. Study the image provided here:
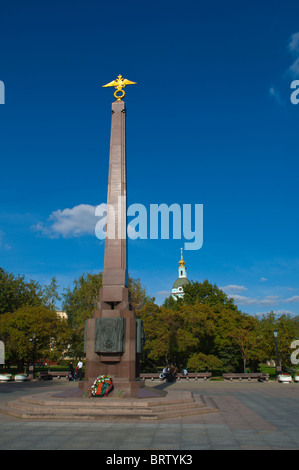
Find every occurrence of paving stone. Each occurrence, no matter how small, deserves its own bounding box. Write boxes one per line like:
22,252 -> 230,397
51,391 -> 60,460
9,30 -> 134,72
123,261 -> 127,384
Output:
1,380 -> 299,450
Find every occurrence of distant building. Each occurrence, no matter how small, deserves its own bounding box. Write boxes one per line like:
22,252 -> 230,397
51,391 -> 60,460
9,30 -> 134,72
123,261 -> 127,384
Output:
54,311 -> 70,361
172,249 -> 190,300
56,311 -> 67,320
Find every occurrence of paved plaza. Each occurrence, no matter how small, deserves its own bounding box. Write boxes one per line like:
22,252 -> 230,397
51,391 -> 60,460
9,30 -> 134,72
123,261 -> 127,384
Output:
0,379 -> 299,450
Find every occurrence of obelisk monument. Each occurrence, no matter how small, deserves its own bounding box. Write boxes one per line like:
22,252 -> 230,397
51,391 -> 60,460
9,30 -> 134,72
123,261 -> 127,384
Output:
83,75 -> 143,397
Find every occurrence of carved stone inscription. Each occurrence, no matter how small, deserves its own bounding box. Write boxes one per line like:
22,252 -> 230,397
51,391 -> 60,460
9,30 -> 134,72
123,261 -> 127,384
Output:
94,318 -> 126,354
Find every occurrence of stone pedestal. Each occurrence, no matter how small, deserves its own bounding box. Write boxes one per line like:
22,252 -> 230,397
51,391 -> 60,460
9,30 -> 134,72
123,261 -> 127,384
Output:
84,308 -> 142,397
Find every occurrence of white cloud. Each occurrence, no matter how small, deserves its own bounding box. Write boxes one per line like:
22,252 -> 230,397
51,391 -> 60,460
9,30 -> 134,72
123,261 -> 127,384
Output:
33,203 -> 140,240
287,32 -> 299,76
269,32 -> 299,101
220,285 -> 248,294
269,87 -> 284,105
269,87 -> 285,106
156,290 -> 170,297
221,284 -> 283,307
288,32 -> 299,54
254,310 -> 297,318
260,296 -> 280,306
0,230 -> 11,250
33,204 -> 98,238
230,294 -> 258,306
260,277 -> 268,282
289,58 -> 299,76
230,294 -> 280,307
285,295 -> 299,303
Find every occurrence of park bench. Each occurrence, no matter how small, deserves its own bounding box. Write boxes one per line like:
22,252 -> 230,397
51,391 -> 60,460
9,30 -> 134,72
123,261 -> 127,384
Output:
140,373 -> 162,381
140,372 -> 212,381
222,373 -> 269,382
38,371 -> 69,380
177,372 -> 212,381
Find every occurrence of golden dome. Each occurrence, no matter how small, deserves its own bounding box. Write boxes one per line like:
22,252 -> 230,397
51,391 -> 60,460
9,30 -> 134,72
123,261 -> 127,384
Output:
178,248 -> 185,267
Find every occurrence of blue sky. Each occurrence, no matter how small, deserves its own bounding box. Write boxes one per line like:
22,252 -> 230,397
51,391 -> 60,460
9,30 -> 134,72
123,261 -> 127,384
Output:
0,0 -> 299,316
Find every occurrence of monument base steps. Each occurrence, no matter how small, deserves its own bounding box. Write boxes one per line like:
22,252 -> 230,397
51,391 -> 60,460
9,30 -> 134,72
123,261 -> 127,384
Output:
0,391 -> 218,421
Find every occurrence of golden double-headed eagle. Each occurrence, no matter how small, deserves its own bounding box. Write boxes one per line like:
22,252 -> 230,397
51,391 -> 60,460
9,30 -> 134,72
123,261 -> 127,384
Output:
103,74 -> 137,101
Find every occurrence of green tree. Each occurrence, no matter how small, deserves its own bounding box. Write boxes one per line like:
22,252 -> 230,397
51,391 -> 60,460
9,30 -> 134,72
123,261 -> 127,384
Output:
138,302 -> 180,367
228,315 -> 260,372
187,353 -> 223,372
256,312 -> 297,369
0,305 -> 70,369
62,272 -> 102,358
138,300 -> 221,371
128,277 -> 155,312
210,306 -> 252,372
63,272 -> 102,330
162,295 -> 183,310
291,316 -> 299,338
183,279 -> 238,311
0,268 -> 44,315
139,281 -> 279,374
41,276 -> 61,310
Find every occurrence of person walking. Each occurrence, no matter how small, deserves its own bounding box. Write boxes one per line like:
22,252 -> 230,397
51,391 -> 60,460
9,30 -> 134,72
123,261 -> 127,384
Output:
68,361 -> 74,381
76,359 -> 83,381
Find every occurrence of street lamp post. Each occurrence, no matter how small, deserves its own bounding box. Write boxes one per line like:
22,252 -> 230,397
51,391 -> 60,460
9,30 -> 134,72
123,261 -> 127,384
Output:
273,330 -> 281,379
28,333 -> 37,380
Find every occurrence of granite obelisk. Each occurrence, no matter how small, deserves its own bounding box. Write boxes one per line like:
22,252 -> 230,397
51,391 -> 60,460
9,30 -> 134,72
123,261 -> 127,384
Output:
83,76 -> 143,397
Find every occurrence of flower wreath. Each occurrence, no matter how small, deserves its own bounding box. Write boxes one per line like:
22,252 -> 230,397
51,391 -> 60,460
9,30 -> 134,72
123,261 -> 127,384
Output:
89,375 -> 113,397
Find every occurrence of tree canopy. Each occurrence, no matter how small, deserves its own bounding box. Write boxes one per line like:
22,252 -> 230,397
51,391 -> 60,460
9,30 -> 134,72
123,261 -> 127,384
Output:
0,267 -> 297,375
138,280 -> 298,373
183,279 -> 238,310
0,305 -> 70,367
0,268 -> 43,315
0,268 -> 61,315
